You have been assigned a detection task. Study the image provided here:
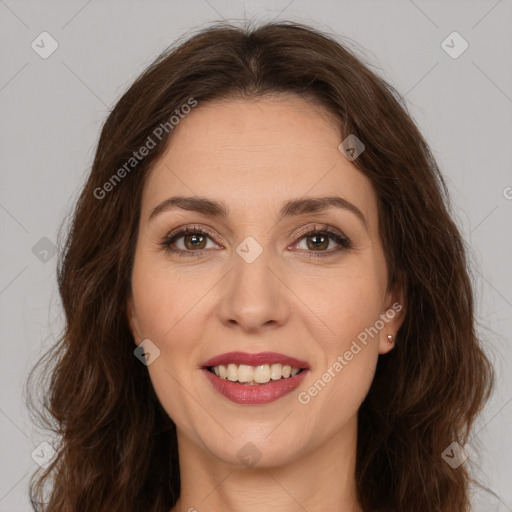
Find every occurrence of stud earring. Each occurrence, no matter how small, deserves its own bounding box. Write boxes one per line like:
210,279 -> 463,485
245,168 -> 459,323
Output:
387,334 -> 394,344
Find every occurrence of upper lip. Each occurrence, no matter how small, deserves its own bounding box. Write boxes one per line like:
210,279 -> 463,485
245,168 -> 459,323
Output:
202,351 -> 310,369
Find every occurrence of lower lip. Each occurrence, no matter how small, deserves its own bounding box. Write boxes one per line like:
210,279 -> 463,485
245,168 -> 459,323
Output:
202,368 -> 308,405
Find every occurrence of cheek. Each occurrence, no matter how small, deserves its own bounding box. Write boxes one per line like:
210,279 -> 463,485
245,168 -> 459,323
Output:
297,279 -> 382,436
295,264 -> 385,352
130,260 -> 210,429
130,254 -> 212,344
295,265 -> 384,419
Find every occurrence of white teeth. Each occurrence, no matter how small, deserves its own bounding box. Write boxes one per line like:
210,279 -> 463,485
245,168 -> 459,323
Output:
227,363 -> 238,382
237,364 -> 254,383
254,364 -> 270,383
270,363 -> 282,380
210,363 -> 302,384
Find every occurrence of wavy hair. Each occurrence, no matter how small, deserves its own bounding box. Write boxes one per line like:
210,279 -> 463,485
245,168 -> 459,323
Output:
25,20 -> 494,511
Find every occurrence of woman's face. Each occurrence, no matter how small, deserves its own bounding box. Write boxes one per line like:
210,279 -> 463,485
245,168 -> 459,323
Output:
127,94 -> 404,468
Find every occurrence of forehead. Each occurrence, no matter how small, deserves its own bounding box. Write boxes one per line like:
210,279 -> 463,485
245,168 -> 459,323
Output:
140,95 -> 378,228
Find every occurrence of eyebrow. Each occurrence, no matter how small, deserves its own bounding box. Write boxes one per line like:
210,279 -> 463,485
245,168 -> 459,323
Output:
148,195 -> 368,231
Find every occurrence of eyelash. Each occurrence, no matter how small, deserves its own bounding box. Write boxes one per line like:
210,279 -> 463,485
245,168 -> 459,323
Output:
160,224 -> 351,259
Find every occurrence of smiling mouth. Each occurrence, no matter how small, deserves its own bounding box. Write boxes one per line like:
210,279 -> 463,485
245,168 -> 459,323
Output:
206,363 -> 305,385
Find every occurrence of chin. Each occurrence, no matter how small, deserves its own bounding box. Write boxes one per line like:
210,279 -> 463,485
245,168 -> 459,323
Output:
199,429 -> 308,470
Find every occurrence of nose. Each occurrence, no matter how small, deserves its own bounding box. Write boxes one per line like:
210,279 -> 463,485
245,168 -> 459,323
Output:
216,246 -> 291,334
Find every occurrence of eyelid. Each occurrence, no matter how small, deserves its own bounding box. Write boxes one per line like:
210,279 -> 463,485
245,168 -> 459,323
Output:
161,222 -> 351,257
163,223 -> 346,245
162,224 -> 222,250
292,223 -> 346,241
165,224 -> 218,241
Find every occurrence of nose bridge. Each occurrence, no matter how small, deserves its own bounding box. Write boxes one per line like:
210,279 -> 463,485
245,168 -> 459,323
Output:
217,236 -> 289,331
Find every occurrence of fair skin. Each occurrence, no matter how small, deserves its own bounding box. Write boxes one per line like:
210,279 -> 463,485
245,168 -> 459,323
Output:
127,94 -> 405,512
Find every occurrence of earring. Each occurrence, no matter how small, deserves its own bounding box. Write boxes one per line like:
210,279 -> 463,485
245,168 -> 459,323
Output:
387,334 -> 394,344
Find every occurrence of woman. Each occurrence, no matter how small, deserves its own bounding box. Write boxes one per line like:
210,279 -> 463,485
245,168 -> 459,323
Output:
26,21 -> 495,512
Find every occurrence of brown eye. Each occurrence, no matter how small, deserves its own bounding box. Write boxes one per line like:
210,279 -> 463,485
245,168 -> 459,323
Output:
293,228 -> 351,258
183,233 -> 207,250
161,226 -> 220,256
161,225 -> 350,259
305,233 -> 330,251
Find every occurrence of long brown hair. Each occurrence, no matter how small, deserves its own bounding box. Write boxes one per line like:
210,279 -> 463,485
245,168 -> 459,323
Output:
25,20 -> 495,511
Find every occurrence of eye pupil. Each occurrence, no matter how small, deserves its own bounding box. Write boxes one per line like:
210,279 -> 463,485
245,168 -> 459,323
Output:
307,234 -> 328,250
185,234 -> 206,250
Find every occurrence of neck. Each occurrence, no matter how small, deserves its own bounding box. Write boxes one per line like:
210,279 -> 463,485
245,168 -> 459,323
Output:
171,416 -> 363,512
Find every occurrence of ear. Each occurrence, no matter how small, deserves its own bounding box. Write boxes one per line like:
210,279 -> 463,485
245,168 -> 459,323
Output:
378,273 -> 407,355
126,293 -> 143,346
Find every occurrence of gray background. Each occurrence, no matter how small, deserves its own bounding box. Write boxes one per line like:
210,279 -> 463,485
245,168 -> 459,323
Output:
1,1 -> 511,510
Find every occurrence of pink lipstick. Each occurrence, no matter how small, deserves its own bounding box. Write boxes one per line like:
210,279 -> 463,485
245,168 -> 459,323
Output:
201,351 -> 309,405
